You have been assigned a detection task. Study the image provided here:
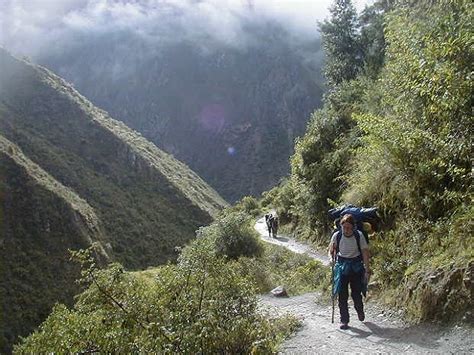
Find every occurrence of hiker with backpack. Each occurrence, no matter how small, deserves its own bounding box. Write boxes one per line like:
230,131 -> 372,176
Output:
265,213 -> 272,238
270,214 -> 279,238
265,213 -> 279,238
328,204 -> 380,243
328,213 -> 371,330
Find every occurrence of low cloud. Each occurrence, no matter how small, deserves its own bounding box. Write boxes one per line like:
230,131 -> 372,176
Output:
0,0 -> 373,58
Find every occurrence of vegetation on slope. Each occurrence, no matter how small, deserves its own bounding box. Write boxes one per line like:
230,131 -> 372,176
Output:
266,0 -> 473,321
15,208 -> 325,353
0,136 -> 110,352
0,49 -> 227,351
0,48 -> 227,270
38,63 -> 228,217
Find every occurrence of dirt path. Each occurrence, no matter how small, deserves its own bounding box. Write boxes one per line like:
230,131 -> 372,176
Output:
255,217 -> 474,354
255,216 -> 329,265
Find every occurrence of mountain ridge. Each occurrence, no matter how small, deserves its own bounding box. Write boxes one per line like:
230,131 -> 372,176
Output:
0,134 -> 107,245
28,53 -> 228,217
0,48 -> 228,268
0,134 -> 111,351
37,24 -> 324,201
0,48 -> 228,352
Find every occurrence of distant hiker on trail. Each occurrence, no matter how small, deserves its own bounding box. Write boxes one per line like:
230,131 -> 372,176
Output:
328,213 -> 370,330
265,213 -> 279,238
265,214 -> 272,237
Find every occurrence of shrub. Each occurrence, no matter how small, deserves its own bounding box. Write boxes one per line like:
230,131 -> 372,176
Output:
235,244 -> 330,296
15,245 -> 278,353
199,212 -> 263,260
238,196 -> 261,217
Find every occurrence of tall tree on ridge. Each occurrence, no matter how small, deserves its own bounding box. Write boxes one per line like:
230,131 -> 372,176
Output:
319,0 -> 362,90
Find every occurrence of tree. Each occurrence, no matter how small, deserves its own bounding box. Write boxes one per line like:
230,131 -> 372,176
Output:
358,0 -> 395,78
319,0 -> 362,89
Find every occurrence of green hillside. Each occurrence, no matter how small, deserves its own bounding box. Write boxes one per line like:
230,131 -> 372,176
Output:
0,48 -> 227,267
0,135 -> 110,351
266,0 -> 473,322
0,49 -> 228,351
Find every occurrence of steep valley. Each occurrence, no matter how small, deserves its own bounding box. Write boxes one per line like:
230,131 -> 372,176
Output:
0,49 -> 228,351
38,24 -> 324,201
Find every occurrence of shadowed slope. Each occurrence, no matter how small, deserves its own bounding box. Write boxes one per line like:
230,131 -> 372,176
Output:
0,135 -> 110,351
0,48 -> 227,269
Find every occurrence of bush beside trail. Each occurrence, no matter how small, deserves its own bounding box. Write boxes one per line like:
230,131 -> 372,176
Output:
15,242 -> 276,353
15,209 -> 325,353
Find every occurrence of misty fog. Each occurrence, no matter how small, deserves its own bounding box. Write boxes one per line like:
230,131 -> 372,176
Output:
1,0 -> 373,59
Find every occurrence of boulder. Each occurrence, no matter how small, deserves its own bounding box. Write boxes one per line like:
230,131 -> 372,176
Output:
271,286 -> 288,297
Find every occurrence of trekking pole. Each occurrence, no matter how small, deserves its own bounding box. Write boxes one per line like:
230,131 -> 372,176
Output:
331,254 -> 335,324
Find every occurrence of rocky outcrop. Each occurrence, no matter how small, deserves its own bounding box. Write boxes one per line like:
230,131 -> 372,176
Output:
397,261 -> 473,322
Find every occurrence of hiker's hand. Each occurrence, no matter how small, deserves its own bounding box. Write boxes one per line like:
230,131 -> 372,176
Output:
328,254 -> 335,266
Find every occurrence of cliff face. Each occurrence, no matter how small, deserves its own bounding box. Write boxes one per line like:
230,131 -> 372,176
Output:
0,49 -> 227,351
39,26 -> 324,202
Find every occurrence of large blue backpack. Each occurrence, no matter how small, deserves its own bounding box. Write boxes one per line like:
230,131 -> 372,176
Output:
328,204 -> 381,243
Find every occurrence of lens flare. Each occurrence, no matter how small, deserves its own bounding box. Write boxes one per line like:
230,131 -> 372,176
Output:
198,103 -> 226,132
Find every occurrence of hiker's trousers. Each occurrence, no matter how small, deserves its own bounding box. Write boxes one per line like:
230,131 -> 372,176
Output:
338,270 -> 364,324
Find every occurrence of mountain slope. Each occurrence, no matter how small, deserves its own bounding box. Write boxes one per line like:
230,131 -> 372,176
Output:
39,24 -> 324,201
0,48 -> 228,350
0,135 -> 110,351
0,48 -> 227,268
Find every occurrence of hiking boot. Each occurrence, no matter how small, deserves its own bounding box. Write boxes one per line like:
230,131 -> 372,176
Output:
340,323 -> 349,330
357,311 -> 365,322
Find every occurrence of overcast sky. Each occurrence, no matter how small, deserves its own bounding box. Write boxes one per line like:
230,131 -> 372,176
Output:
0,0 -> 374,57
